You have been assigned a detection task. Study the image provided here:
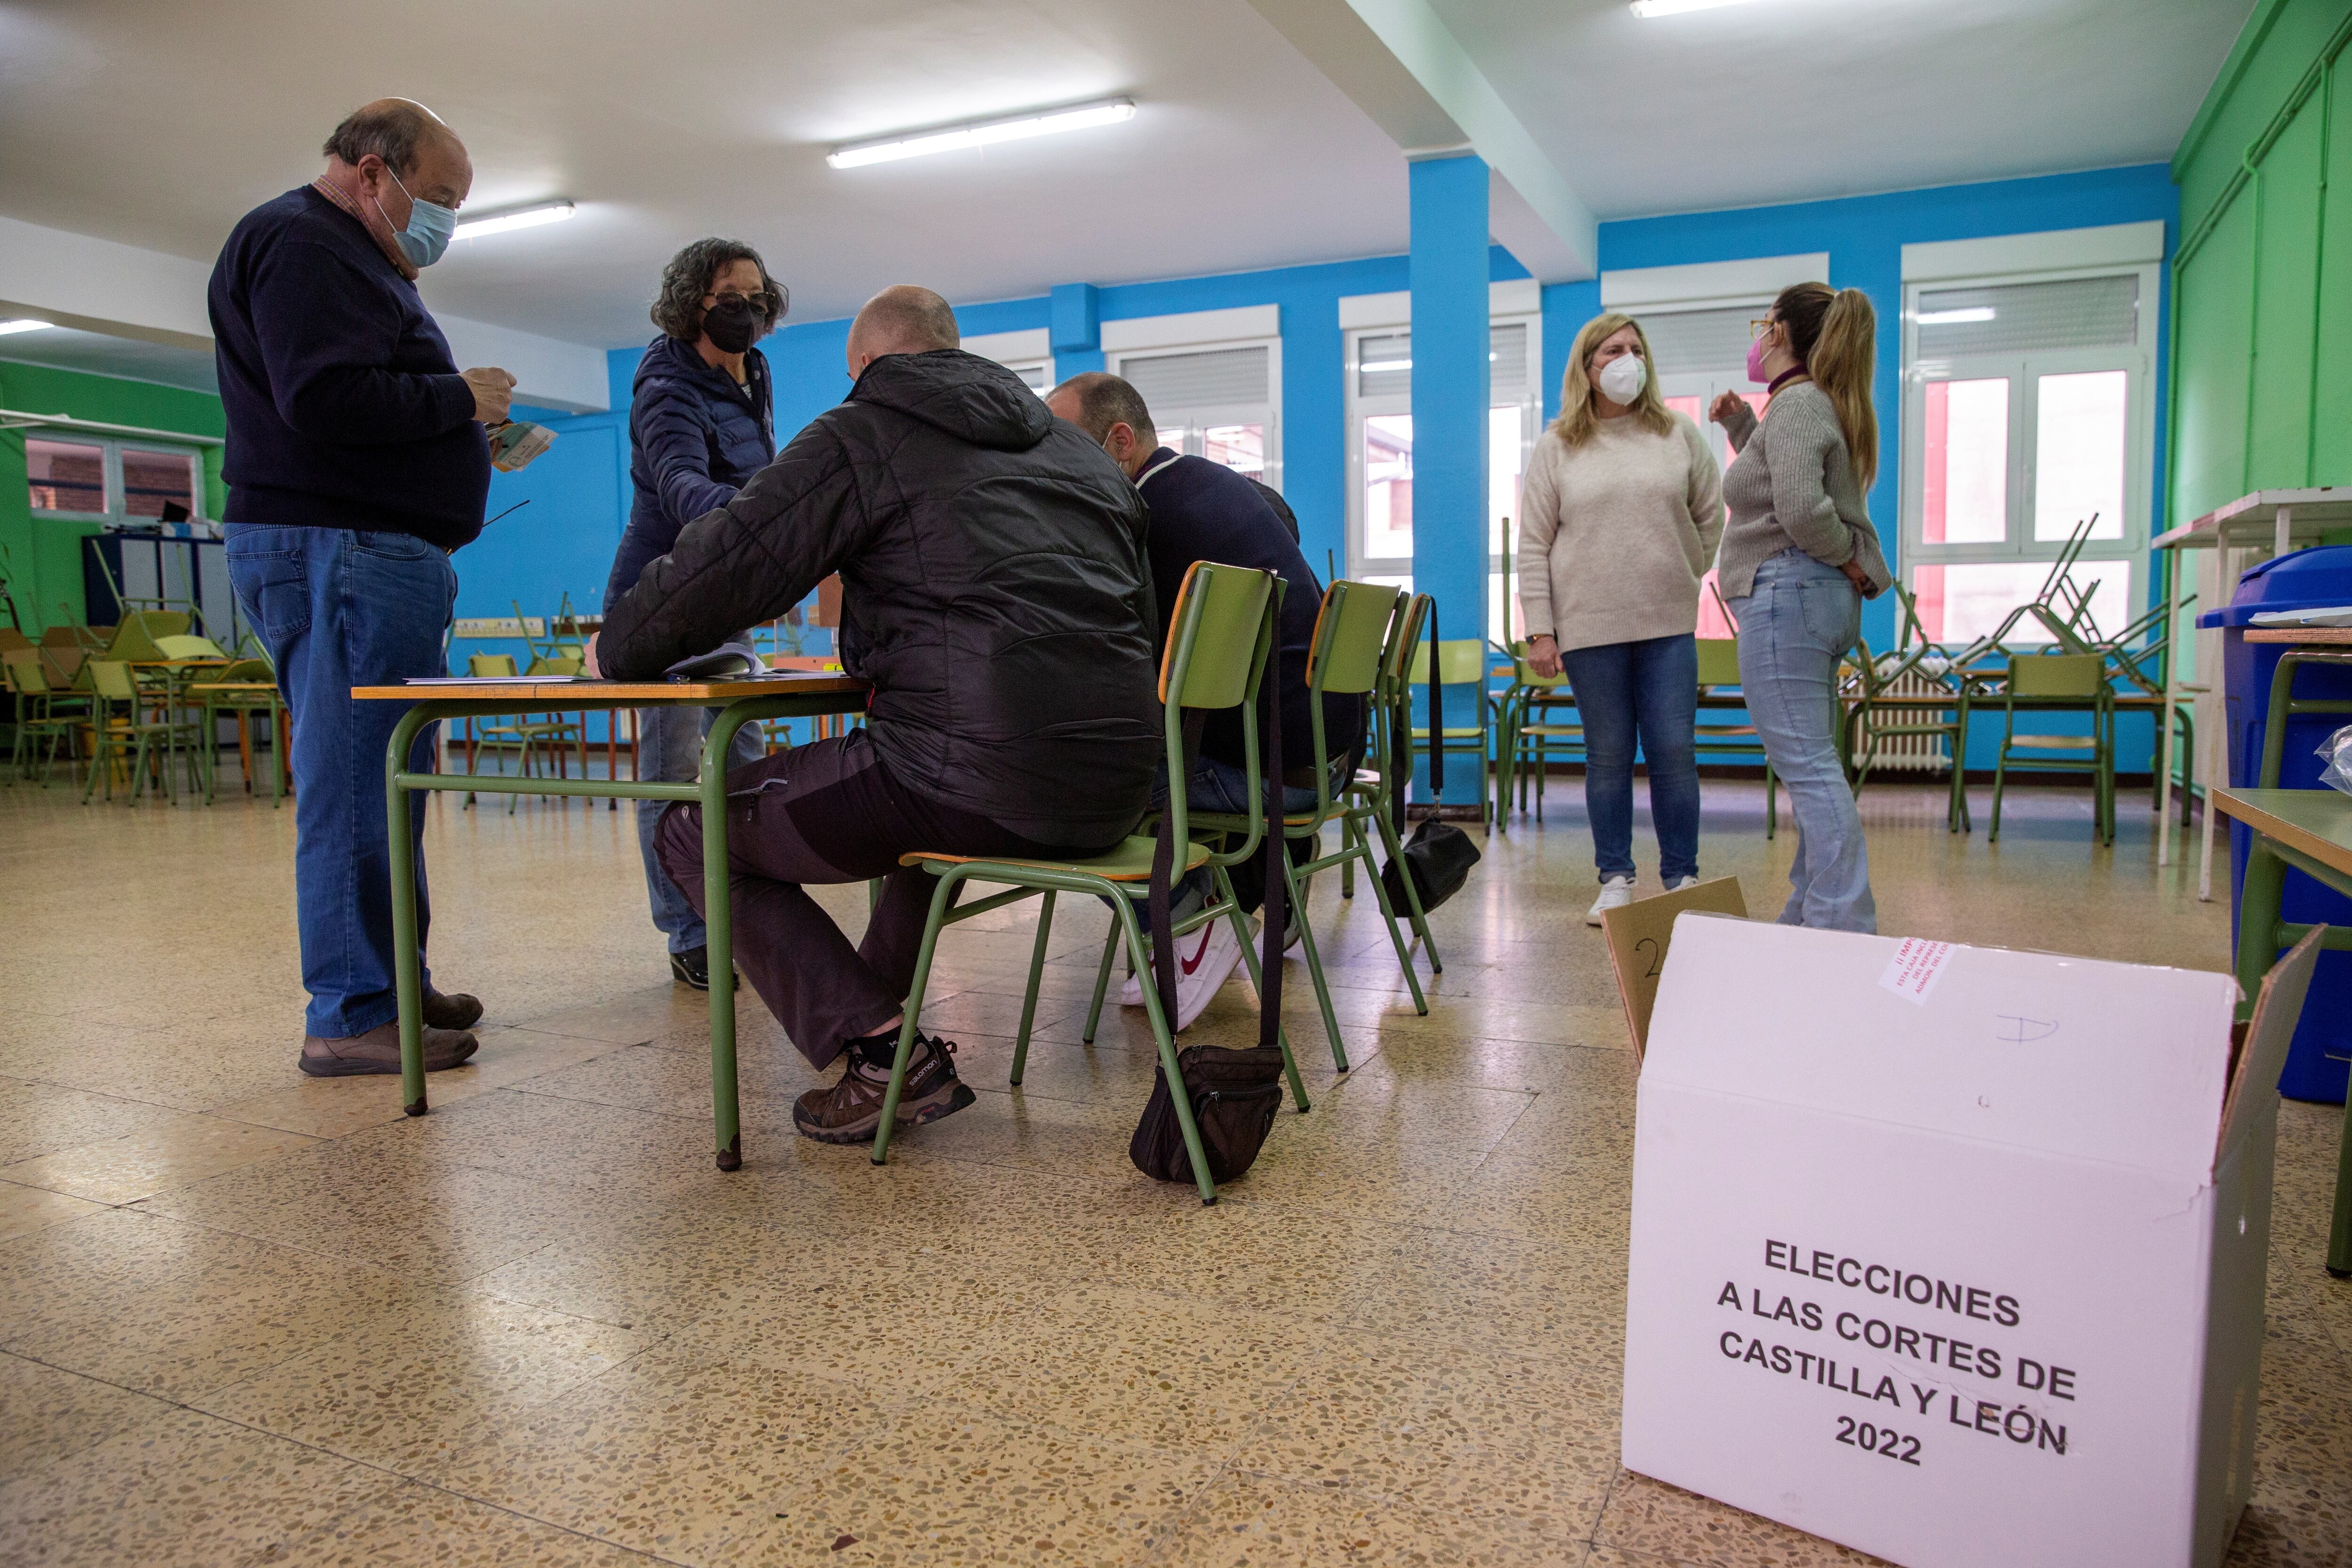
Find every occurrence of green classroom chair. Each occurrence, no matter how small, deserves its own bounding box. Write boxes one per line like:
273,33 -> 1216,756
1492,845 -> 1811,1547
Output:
1341,592 -> 1445,975
4,649 -> 87,789
80,659 -> 205,805
1177,578 -> 1431,1069
1690,637 -> 1780,840
1408,633 -> 1497,826
872,560 -> 1304,1202
1988,651 -> 2114,846
1495,638 -> 1581,826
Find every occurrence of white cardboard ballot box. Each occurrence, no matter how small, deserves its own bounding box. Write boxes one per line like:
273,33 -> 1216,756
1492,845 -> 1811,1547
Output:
1622,916 -> 2321,1568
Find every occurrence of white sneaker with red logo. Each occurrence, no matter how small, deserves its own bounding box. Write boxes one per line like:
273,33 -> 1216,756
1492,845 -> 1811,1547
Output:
1118,919 -> 1245,1030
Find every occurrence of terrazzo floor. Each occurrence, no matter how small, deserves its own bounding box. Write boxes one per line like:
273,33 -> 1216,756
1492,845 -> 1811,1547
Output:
0,764 -> 2346,1566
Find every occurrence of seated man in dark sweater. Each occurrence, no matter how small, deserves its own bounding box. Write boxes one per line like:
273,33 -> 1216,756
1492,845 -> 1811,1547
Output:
1045,373 -> 1366,1029
596,288 -> 1162,1146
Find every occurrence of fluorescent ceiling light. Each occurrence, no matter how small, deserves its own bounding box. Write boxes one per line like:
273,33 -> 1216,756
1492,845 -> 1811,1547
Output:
829,98 -> 1136,170
453,201 -> 577,241
1918,307 -> 1996,325
0,319 -> 52,335
1629,0 -> 1763,15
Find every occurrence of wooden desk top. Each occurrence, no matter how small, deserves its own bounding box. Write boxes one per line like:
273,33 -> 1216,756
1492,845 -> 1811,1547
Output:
2213,788 -> 2352,877
187,682 -> 279,695
2246,628 -> 2352,644
353,672 -> 868,703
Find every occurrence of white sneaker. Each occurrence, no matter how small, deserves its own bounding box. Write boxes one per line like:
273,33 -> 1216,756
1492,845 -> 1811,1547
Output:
1119,966 -> 1145,1007
1170,918 -> 1245,1031
1665,876 -> 1701,892
1586,876 -> 1637,926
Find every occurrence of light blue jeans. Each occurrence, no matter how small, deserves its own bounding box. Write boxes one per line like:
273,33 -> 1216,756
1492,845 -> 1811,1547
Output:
634,704 -> 763,954
1728,549 -> 1876,932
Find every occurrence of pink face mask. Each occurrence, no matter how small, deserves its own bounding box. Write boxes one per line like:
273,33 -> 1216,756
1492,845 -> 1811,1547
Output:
1746,330 -> 1772,386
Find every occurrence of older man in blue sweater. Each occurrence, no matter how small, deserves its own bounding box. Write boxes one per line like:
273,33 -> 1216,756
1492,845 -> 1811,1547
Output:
210,99 -> 513,1078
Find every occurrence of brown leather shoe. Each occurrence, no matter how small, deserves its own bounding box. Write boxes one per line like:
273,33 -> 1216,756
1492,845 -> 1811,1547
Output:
793,1033 -> 974,1145
300,1020 -> 478,1078
423,987 -> 483,1031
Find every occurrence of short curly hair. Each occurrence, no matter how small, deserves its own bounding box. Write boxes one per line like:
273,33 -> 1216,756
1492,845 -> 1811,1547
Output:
651,239 -> 788,342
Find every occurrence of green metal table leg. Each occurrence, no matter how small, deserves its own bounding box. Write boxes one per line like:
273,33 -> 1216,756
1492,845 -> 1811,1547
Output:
386,703 -> 436,1116
701,704 -> 753,1170
2233,845 -> 2287,1025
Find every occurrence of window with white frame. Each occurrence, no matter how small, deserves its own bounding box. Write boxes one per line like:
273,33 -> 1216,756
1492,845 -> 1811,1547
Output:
26,432 -> 204,524
1343,313 -> 1539,641
1899,254 -> 2159,647
1109,342 -> 1279,484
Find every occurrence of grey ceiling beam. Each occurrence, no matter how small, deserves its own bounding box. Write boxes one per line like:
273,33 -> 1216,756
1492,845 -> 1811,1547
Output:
1247,0 -> 1597,281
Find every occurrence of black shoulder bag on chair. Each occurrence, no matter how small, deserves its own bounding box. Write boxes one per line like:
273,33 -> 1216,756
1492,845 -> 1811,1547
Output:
1129,637 -> 1288,1193
1380,597 -> 1482,915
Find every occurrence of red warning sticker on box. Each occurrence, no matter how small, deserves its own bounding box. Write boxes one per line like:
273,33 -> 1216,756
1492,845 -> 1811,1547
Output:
1878,937 -> 1954,1005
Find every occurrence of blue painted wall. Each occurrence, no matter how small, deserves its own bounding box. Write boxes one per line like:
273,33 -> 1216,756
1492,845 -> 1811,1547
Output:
452,162 -> 2180,766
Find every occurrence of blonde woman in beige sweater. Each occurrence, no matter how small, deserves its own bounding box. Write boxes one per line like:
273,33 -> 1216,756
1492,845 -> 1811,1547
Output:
1518,312 -> 1724,924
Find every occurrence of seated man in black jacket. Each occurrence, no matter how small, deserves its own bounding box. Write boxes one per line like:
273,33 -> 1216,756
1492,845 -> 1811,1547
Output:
1045,373 -> 1366,1030
596,287 -> 1162,1145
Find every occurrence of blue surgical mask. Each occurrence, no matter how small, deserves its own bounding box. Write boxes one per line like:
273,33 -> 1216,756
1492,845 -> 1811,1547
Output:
380,167 -> 457,268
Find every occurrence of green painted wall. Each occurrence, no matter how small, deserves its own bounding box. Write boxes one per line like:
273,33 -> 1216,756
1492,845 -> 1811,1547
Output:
2169,0 -> 2352,525
0,361 -> 225,634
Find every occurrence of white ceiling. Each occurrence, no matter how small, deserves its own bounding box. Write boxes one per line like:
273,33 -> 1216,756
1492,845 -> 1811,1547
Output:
0,0 -> 1412,346
1434,0 -> 2255,221
0,0 -> 2254,356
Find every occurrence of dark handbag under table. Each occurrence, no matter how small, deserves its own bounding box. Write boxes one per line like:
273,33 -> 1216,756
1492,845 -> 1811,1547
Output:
1129,1044 -> 1287,1185
1380,815 -> 1482,915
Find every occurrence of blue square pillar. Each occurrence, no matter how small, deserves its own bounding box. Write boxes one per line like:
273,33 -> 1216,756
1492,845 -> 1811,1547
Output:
1050,283 -> 1104,376
1409,152 -> 1489,810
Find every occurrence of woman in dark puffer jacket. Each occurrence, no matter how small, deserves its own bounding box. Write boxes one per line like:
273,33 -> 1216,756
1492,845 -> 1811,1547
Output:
605,239 -> 787,990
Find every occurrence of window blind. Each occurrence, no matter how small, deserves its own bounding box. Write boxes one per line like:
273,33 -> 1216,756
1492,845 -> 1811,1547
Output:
1353,323 -> 1530,401
1119,345 -> 1269,410
1915,275 -> 2139,357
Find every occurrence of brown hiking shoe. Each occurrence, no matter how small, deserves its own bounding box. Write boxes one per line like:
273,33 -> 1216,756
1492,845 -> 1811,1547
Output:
423,987 -> 483,1031
793,1033 -> 975,1145
300,1020 -> 478,1078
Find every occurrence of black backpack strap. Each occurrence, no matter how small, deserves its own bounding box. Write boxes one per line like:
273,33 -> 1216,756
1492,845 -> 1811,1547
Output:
1425,597 -> 1443,797
1151,708 -> 1210,1032
1255,642 -> 1285,1052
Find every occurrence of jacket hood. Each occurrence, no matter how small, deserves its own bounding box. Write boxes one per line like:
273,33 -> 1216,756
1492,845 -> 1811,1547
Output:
850,350 -> 1049,452
634,334 -> 769,397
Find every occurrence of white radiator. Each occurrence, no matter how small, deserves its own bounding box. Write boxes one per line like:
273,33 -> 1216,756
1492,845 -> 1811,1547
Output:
1858,665 -> 1952,773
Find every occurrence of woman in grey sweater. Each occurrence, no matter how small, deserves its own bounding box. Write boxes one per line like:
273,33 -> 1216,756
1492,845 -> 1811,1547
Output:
1520,312 -> 1724,924
1708,282 -> 1892,931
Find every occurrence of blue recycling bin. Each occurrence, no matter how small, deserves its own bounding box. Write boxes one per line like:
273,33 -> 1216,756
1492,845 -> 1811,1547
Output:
2200,544 -> 2352,1103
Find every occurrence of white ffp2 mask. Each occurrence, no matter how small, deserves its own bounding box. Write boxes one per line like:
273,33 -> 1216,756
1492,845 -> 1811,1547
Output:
1597,354 -> 1646,405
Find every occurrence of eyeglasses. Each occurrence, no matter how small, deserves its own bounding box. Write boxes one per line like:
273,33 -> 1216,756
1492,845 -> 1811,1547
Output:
1749,318 -> 1777,342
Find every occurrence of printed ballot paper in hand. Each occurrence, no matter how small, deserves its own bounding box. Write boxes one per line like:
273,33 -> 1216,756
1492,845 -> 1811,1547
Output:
1621,919 -> 2324,1568
1600,877 -> 1748,1057
488,420 -> 556,473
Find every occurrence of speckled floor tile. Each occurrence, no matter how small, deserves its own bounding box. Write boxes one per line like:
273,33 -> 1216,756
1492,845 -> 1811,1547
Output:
138,1138 -> 608,1284
1145,1469 -> 1587,1567
0,1351 -> 176,1484
277,1482 -> 651,1566
0,1403 -> 397,1567
1594,1470 -> 1891,1567
0,1077 -> 180,1166
193,1292 -> 650,1474
733,1400 -> 1220,1567
0,1206 -> 416,1401
5,778 -> 2346,1566
0,1180 -> 107,1243
425,1351 -> 892,1561
0,1110 -> 318,1204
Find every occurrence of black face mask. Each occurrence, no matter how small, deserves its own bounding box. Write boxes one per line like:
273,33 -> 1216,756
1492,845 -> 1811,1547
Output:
701,294 -> 762,354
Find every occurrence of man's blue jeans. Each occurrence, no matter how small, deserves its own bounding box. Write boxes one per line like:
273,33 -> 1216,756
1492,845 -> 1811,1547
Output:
226,524 -> 455,1037
1556,633 -> 1700,884
634,704 -> 763,955
1728,548 -> 1876,932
